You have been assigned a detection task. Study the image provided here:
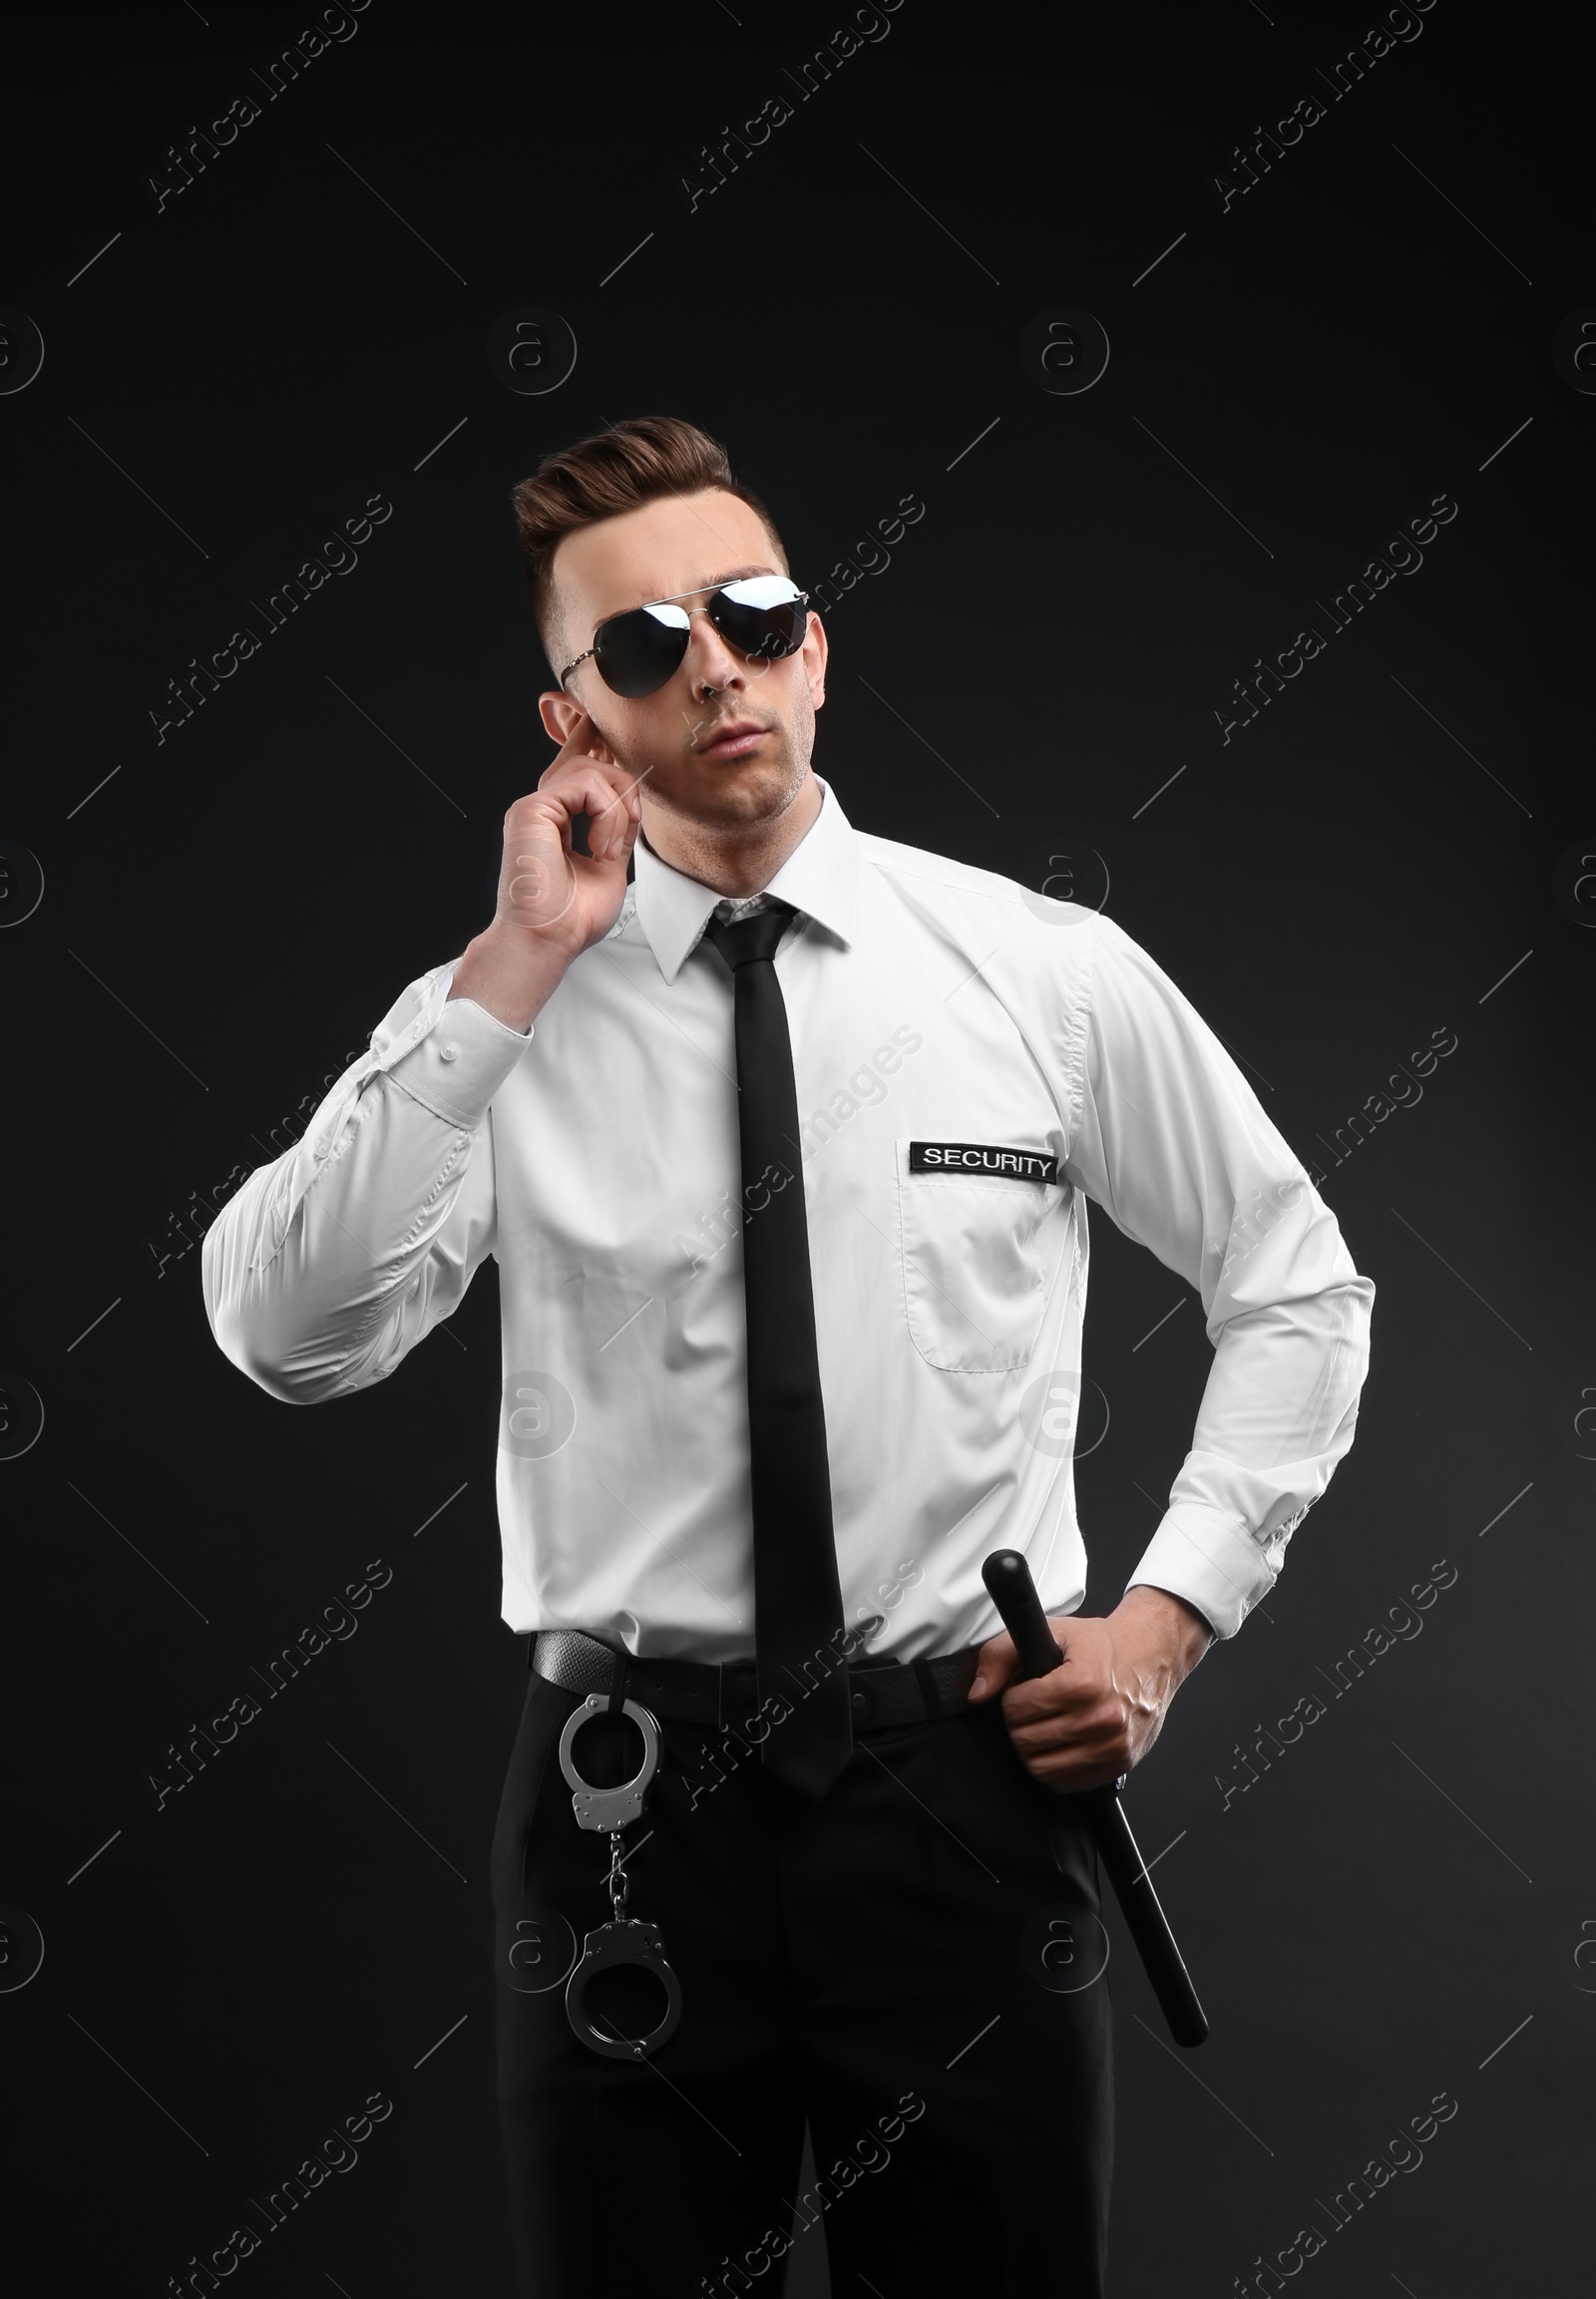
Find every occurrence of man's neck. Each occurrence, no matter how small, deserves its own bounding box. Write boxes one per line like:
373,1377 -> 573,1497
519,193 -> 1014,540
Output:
639,773 -> 823,899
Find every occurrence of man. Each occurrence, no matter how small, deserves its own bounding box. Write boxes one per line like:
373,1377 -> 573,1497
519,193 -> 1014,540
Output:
203,415 -> 1374,2296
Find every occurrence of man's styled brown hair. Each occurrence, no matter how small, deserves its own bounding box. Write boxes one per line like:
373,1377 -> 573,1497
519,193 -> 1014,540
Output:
510,415 -> 787,668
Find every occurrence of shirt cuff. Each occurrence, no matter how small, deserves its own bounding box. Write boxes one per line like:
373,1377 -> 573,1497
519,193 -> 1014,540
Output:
1123,1502 -> 1277,1640
385,993 -> 532,1129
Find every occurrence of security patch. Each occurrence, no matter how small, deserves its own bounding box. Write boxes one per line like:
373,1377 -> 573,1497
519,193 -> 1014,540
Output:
909,1142 -> 1059,1184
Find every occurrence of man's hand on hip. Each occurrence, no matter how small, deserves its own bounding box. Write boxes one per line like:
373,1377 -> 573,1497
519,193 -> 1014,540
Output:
448,714 -> 644,1032
967,1584 -> 1214,1793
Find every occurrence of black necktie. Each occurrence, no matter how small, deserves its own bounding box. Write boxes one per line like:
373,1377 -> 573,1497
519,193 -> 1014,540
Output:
703,902 -> 854,1799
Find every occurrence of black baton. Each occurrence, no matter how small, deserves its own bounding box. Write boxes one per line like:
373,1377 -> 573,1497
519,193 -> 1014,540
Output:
982,1549 -> 1209,2048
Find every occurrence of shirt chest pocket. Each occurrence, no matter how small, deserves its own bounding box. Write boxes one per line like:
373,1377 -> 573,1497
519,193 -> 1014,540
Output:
895,1143 -> 1071,1373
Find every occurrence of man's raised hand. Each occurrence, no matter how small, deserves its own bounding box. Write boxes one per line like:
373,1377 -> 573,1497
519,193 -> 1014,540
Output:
448,716 -> 644,1031
504,715 -> 642,946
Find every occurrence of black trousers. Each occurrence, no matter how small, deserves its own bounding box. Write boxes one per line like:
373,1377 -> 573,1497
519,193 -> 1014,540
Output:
491,1661 -> 1114,2297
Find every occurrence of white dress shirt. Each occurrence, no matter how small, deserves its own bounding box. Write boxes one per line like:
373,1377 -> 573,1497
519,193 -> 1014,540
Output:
202,776 -> 1374,1661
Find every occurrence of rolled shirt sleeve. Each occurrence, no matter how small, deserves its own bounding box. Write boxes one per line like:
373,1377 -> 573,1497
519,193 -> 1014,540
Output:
1062,917 -> 1375,1638
201,964 -> 530,1404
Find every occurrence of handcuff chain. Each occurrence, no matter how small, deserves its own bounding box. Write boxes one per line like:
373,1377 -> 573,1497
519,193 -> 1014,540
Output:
607,1829 -> 629,1921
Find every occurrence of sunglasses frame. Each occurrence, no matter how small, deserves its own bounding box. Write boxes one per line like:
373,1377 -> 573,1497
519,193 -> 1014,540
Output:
556,575 -> 811,696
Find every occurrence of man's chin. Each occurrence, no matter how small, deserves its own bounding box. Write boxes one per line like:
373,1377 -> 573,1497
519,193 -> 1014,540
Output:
653,750 -> 807,823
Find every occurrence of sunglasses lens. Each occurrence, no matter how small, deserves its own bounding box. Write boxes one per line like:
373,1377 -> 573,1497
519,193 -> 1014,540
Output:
594,601 -> 691,698
708,576 -> 807,662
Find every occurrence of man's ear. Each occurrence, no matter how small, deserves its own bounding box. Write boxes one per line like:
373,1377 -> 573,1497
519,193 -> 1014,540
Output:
803,610 -> 828,712
538,689 -> 615,762
539,689 -> 581,745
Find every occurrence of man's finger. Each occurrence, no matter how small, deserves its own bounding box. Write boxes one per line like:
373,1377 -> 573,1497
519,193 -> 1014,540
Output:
968,1629 -> 1018,1702
970,1609 -> 1085,1702
537,724 -> 598,786
543,754 -> 644,821
557,763 -> 638,837
519,763 -> 641,859
575,764 -> 643,861
551,707 -> 605,766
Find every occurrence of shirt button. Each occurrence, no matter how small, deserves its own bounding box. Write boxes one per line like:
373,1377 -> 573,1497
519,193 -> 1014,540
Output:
439,1041 -> 458,1062
851,1691 -> 868,1712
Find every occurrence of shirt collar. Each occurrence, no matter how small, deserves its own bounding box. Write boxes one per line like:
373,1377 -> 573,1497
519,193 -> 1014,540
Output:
630,774 -> 860,984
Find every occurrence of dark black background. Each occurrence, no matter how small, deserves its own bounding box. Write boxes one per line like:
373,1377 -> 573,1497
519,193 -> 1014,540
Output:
2,1 -> 1590,2292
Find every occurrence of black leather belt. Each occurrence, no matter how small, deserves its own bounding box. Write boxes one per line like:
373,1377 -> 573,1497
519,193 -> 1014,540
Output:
530,1628 -> 984,1732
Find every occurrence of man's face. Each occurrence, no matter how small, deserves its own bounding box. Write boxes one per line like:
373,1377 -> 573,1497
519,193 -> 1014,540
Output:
538,489 -> 827,836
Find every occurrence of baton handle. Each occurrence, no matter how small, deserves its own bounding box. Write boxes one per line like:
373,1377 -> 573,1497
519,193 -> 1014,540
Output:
983,1547 -> 1066,1680
981,1549 -> 1209,2049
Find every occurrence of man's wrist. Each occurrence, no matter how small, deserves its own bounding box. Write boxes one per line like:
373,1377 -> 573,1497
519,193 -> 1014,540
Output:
1111,1583 -> 1214,1686
448,924 -> 577,1032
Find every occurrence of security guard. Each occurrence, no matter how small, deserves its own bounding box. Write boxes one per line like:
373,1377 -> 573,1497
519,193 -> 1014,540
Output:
203,416 -> 1374,2297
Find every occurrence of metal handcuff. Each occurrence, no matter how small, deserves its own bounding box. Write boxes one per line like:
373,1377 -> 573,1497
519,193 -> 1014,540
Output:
557,1691 -> 683,2061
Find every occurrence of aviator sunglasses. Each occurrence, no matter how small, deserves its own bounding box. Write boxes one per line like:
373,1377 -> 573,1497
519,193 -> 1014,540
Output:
557,575 -> 811,699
